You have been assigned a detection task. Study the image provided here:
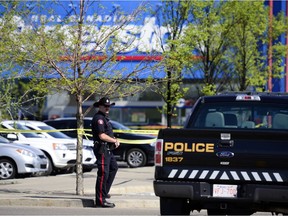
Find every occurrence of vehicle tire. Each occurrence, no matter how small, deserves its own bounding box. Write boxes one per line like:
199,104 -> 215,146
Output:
160,197 -> 190,215
0,158 -> 17,180
74,165 -> 93,173
45,157 -> 53,176
207,209 -> 252,215
64,166 -> 75,174
83,167 -> 93,173
207,209 -> 227,215
126,148 -> 147,168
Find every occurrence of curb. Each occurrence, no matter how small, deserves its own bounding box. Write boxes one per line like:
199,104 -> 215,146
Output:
0,185 -> 159,208
0,197 -> 93,208
0,166 -> 158,209
0,195 -> 159,208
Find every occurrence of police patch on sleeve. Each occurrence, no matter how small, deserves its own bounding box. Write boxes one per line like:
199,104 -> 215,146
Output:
98,119 -> 104,125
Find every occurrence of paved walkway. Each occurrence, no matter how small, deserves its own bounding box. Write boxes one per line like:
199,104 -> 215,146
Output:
0,164 -> 159,209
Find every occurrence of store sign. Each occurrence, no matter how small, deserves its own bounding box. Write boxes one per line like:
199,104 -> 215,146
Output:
14,17 -> 175,54
7,1 -> 184,55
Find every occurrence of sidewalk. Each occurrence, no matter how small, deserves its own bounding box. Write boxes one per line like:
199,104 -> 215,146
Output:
0,164 -> 159,209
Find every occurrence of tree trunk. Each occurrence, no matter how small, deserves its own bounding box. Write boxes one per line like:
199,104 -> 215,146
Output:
167,70 -> 172,128
76,94 -> 84,195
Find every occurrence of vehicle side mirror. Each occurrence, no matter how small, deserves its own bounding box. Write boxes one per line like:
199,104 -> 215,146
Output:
7,133 -> 18,141
37,134 -> 46,138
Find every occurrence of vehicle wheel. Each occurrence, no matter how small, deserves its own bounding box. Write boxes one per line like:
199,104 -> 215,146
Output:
160,197 -> 190,215
0,158 -> 17,180
207,209 -> 252,215
44,157 -> 53,176
75,165 -> 93,173
207,209 -> 227,215
65,166 -> 75,174
126,148 -> 147,168
83,167 -> 93,173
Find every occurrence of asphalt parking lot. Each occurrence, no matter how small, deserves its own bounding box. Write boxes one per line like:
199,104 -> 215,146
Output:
0,163 -> 159,208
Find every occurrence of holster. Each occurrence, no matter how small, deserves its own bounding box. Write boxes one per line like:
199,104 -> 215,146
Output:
94,141 -> 107,154
108,142 -> 116,150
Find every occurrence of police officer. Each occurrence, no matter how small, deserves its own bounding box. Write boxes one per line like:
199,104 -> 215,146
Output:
91,97 -> 120,208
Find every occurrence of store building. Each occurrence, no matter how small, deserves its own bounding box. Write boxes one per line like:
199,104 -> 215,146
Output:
3,1 -> 288,127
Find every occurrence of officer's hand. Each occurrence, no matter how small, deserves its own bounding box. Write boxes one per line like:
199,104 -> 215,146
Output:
115,140 -> 120,148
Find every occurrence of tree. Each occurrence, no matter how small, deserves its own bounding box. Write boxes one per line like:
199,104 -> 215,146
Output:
150,0 -> 193,127
182,0 -> 288,94
1,0 -> 151,195
0,2 -> 42,120
225,1 -> 288,92
181,0 -> 238,95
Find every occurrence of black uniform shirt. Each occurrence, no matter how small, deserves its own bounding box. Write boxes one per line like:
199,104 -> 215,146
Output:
91,111 -> 114,143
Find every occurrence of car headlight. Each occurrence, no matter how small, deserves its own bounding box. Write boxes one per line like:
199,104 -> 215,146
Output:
53,143 -> 68,150
16,149 -> 36,158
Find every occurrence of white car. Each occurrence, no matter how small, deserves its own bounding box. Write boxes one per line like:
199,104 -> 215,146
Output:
0,135 -> 48,180
13,120 -> 96,172
0,120 -> 77,175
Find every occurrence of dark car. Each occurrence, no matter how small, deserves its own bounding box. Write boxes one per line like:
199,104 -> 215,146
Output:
44,118 -> 156,168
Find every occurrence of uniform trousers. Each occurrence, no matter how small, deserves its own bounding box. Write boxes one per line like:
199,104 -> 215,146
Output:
94,149 -> 118,206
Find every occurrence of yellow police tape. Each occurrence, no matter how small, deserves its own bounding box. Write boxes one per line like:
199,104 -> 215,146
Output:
116,138 -> 156,144
0,128 -> 158,145
81,128 -> 159,135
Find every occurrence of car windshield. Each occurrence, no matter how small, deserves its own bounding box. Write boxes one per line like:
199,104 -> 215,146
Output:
111,121 -> 130,130
0,135 -> 10,143
188,101 -> 288,130
38,126 -> 72,139
8,123 -> 42,138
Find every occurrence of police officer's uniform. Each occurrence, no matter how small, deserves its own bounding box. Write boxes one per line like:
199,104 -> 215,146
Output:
91,97 -> 118,208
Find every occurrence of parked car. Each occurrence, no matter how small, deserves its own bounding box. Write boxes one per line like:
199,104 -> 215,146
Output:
0,135 -> 48,180
0,121 -> 77,175
44,117 -> 156,168
13,120 -> 96,172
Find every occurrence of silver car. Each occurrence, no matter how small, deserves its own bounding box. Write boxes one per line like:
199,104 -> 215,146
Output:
0,136 -> 48,180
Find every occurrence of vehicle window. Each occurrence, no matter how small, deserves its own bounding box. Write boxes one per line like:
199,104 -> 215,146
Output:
67,121 -> 77,129
82,120 -> 92,129
188,102 -> 288,130
8,123 -> 43,138
0,135 -> 10,143
111,121 -> 130,130
47,121 -> 66,129
38,126 -> 72,139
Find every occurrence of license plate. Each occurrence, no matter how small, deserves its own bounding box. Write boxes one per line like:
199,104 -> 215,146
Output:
213,184 -> 237,197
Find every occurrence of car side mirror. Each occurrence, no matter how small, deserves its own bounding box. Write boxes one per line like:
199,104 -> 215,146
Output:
7,133 -> 18,141
37,134 -> 46,138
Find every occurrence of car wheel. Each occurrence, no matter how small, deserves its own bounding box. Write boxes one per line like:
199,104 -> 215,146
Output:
74,165 -> 93,173
126,148 -> 147,168
83,167 -> 93,173
64,166 -> 75,174
160,197 -> 190,215
45,157 -> 53,176
0,158 -> 17,180
207,209 -> 226,215
207,208 -> 253,215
